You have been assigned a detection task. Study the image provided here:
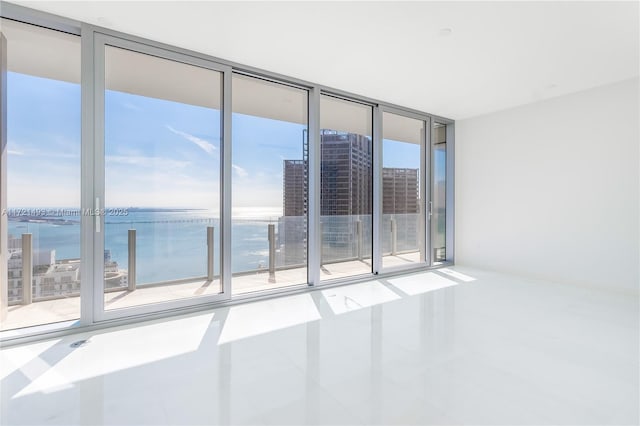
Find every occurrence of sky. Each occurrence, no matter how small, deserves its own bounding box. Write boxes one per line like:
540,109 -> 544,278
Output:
7,72 -> 437,211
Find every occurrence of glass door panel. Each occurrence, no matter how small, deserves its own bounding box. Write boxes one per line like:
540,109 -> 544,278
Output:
98,39 -> 228,315
1,19 -> 81,331
432,122 -> 447,264
319,95 -> 373,281
381,111 -> 427,269
231,74 -> 308,294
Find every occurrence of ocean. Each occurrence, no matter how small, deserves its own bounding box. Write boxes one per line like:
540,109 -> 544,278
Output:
7,208 -> 283,284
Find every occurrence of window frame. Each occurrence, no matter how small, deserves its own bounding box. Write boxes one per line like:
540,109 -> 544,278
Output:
0,3 -> 455,346
377,105 -> 431,275
92,32 -> 233,323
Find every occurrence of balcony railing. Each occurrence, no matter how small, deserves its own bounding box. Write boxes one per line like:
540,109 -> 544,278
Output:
7,214 -> 425,305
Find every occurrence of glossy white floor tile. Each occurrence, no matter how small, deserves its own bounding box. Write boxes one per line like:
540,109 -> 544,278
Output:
1,266 -> 638,425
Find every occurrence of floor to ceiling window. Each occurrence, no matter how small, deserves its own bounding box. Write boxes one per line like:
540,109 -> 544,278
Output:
381,111 -> 427,269
0,19 -> 81,331
0,8 -> 454,341
101,43 -> 224,312
432,122 -> 447,264
319,95 -> 373,281
231,74 -> 308,294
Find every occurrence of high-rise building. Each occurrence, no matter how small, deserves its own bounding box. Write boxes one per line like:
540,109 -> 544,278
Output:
318,131 -> 373,261
283,131 -> 419,218
281,131 -> 420,263
283,160 -> 307,217
282,131 -> 374,217
280,160 -> 308,265
319,131 -> 372,216
382,168 -> 419,214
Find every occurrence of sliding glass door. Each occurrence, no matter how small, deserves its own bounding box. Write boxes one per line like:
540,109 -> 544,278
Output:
231,74 -> 309,294
319,95 -> 374,281
1,17 -> 454,337
0,19 -> 82,331
432,121 -> 449,264
380,110 -> 428,270
94,35 -> 231,320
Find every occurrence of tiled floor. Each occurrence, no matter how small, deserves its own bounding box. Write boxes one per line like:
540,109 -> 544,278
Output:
1,266 -> 638,425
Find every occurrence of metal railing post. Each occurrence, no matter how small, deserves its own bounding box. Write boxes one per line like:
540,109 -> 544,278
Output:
128,229 -> 136,291
391,217 -> 397,256
21,233 -> 32,305
419,206 -> 425,263
207,226 -> 215,281
320,222 -> 324,266
356,219 -> 363,261
268,224 -> 275,281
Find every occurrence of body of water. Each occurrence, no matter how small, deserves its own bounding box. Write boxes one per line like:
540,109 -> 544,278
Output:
8,209 -> 282,284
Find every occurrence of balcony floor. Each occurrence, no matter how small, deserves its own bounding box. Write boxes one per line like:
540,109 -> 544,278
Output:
1,253 -> 421,331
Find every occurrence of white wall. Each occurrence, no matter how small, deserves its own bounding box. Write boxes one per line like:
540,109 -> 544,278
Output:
455,78 -> 639,294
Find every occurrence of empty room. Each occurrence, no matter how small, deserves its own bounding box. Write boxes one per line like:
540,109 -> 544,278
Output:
0,1 -> 638,425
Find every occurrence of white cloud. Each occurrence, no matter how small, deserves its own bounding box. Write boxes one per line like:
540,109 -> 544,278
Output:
106,155 -> 190,169
7,142 -> 77,159
232,164 -> 248,178
166,125 -> 217,155
122,102 -> 142,111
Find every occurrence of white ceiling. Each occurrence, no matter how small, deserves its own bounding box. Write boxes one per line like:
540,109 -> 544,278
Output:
6,1 -> 640,120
